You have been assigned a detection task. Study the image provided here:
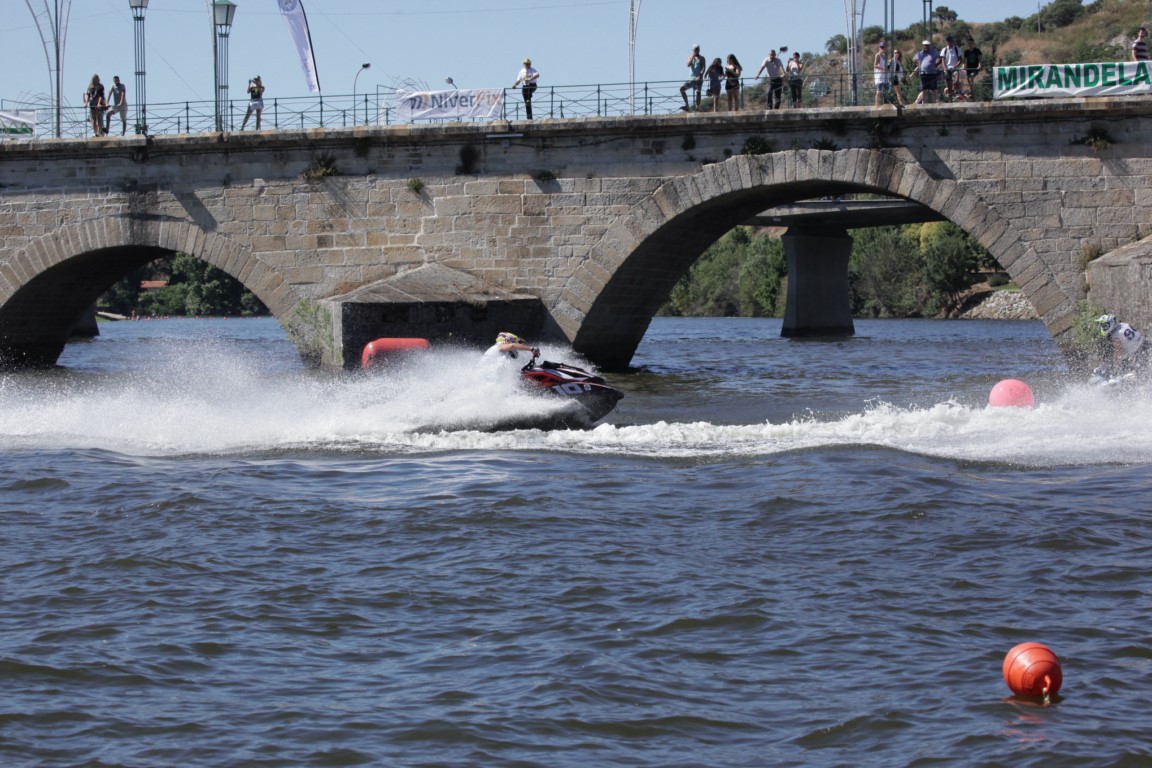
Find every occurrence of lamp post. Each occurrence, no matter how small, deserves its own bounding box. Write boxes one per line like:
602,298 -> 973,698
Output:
129,0 -> 148,134
445,77 -> 457,89
628,0 -> 641,114
213,0 -> 237,132
352,62 -> 370,124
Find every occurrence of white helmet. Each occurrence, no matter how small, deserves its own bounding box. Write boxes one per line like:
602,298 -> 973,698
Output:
1097,314 -> 1118,338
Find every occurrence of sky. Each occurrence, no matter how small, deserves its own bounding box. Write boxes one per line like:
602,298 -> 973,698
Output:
6,0 -> 1050,111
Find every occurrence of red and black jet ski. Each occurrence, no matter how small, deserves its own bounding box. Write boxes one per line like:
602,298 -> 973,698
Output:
520,355 -> 624,426
361,338 -> 623,428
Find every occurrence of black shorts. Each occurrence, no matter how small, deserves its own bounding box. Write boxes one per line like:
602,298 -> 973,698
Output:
919,73 -> 938,91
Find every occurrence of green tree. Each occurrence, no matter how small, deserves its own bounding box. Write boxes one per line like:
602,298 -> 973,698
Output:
921,222 -> 979,313
861,25 -> 886,45
102,252 -> 268,317
826,34 -> 848,55
663,227 -> 787,317
1045,0 -> 1085,28
848,226 -> 925,317
1070,40 -> 1124,62
737,234 -> 787,316
935,5 -> 959,23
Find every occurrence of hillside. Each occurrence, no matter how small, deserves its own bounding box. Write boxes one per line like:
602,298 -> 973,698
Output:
923,0 -> 1148,66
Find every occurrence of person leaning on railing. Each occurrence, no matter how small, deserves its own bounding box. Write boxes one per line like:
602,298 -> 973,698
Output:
756,50 -> 786,110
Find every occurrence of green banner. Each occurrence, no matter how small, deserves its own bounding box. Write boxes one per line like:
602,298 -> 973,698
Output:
0,110 -> 36,136
995,61 -> 1152,98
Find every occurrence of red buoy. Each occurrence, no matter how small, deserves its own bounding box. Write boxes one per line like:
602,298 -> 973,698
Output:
361,338 -> 430,369
1003,642 -> 1062,698
989,379 -> 1035,408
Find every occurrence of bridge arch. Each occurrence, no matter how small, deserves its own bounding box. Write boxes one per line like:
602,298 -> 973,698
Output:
0,218 -> 306,368
562,148 -> 1073,368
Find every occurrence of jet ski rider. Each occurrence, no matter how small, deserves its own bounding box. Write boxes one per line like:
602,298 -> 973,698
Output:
1095,313 -> 1147,377
484,331 -> 540,361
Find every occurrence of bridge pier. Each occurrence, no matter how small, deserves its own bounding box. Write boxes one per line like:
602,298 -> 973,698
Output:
781,227 -> 855,338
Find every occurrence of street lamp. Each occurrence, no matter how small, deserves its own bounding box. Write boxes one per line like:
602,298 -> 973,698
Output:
353,62 -> 370,124
445,77 -> 457,89
628,0 -> 641,114
213,0 -> 237,132
129,0 -> 148,134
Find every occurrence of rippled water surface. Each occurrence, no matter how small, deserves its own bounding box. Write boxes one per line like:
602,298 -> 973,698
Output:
2,317 -> 1151,767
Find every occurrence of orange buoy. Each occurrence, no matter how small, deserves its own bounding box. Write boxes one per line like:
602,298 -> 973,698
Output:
989,379 -> 1035,408
361,338 -> 430,369
1003,642 -> 1062,698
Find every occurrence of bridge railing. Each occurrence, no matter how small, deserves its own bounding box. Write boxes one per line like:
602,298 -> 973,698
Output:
4,74 -> 900,141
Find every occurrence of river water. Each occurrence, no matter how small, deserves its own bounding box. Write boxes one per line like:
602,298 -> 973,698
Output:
2,316 -> 1150,767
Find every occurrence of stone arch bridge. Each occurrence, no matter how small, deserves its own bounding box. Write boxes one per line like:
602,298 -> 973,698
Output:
2,99 -> 1150,370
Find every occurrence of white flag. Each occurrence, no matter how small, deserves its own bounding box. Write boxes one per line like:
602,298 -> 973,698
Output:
277,0 -> 321,92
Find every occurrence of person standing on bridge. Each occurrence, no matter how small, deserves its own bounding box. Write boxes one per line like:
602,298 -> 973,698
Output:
725,54 -> 743,111
241,76 -> 265,130
680,45 -> 705,111
513,58 -> 540,120
704,58 -> 725,112
84,74 -> 107,137
786,52 -> 804,108
104,75 -> 128,136
962,37 -> 984,99
756,49 -> 786,110
873,42 -> 890,107
1133,27 -> 1149,62
889,48 -> 908,106
941,35 -> 963,99
913,40 -> 941,105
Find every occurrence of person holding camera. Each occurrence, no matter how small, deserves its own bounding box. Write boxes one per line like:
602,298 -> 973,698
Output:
241,75 -> 265,130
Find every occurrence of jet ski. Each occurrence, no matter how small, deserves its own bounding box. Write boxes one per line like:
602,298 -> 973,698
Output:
360,338 -> 623,428
520,355 -> 624,426
1088,367 -> 1137,388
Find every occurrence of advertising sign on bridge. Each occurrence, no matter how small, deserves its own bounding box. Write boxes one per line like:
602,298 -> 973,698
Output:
0,111 -> 35,138
394,89 -> 504,121
995,61 -> 1152,98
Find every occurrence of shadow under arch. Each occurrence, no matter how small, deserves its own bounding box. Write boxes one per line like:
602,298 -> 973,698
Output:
0,219 -> 305,369
561,149 -> 1074,369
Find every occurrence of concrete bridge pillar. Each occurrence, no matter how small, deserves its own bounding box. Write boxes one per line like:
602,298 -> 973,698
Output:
781,226 -> 855,338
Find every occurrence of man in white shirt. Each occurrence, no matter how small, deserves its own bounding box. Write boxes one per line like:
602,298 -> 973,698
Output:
513,59 -> 540,119
756,50 -> 786,110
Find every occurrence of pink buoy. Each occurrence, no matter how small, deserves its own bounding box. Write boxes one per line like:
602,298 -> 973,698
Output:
989,379 -> 1035,408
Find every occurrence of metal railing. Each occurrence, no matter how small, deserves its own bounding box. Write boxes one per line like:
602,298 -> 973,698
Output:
2,74 -> 987,141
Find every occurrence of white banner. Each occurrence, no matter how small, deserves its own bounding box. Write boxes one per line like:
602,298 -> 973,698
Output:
277,0 -> 321,93
395,89 -> 504,121
0,110 -> 36,138
995,61 -> 1152,98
